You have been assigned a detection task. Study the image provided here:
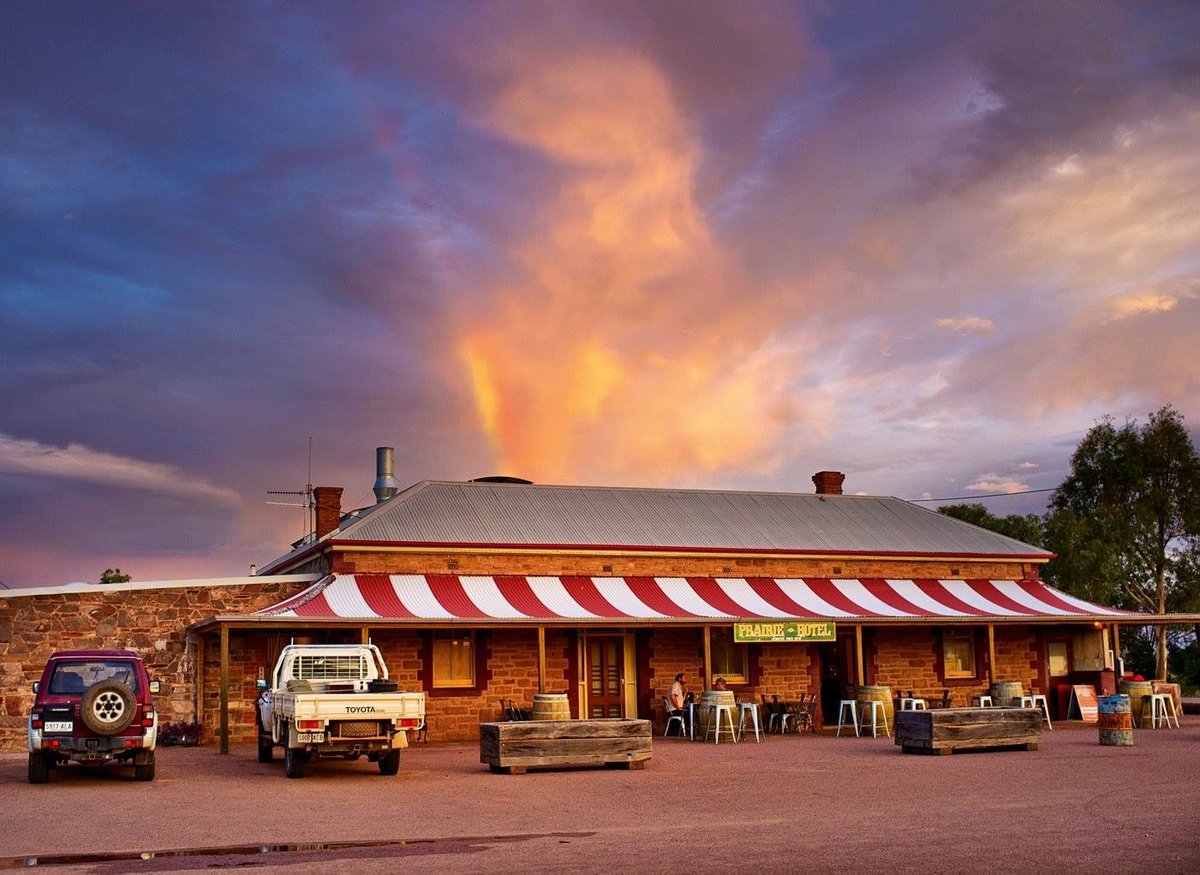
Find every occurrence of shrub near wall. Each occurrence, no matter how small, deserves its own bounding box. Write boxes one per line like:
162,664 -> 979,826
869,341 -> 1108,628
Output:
0,579 -> 308,752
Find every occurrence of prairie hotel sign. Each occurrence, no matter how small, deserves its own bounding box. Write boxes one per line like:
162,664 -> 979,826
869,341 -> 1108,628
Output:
733,621 -> 837,643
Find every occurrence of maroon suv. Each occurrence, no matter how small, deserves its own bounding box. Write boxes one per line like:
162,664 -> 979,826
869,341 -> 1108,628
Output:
28,649 -> 160,783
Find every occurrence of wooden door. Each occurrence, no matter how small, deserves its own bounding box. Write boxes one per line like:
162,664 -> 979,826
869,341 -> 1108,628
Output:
587,636 -> 625,717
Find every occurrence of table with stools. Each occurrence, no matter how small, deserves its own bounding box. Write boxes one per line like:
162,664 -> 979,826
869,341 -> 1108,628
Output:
1020,694 -> 1053,729
699,690 -> 739,744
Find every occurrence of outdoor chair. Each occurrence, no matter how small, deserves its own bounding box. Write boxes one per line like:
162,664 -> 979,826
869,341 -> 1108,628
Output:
774,695 -> 794,733
937,689 -> 953,709
662,696 -> 686,738
802,696 -> 818,732
760,694 -> 778,732
793,694 -> 816,733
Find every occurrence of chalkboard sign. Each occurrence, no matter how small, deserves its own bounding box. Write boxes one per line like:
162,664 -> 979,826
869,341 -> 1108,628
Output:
1068,685 -> 1099,723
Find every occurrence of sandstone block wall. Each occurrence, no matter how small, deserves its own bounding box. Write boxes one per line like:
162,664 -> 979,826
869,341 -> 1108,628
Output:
0,579 -> 306,751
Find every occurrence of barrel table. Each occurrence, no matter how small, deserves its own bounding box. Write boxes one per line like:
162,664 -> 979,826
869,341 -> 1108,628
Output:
1118,680 -> 1153,728
698,690 -> 737,742
990,680 -> 1025,708
529,692 -> 571,720
858,685 -> 894,737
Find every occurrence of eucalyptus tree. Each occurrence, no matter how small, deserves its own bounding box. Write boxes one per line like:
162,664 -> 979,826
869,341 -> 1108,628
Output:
1051,406 -> 1200,680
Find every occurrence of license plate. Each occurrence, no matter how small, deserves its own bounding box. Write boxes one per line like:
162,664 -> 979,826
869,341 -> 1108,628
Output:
44,721 -> 73,733
296,732 -> 325,743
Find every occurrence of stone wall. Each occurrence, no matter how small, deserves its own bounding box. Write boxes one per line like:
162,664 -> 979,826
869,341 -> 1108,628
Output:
870,628 -> 949,703
3,573 -> 1088,751
0,578 -> 308,751
333,548 -> 1035,584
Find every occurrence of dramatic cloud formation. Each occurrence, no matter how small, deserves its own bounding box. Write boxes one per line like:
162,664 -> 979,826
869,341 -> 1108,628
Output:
0,434 -> 237,503
2,1 -> 1198,586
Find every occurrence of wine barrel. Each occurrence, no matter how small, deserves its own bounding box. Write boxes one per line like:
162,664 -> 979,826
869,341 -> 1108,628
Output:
1097,695 -> 1133,746
1118,680 -> 1153,727
991,680 -> 1025,708
529,692 -> 571,721
857,685 -> 894,733
699,690 -> 736,709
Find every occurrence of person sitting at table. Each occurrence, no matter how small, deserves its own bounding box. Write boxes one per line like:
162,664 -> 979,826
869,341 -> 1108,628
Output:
668,672 -> 690,735
713,677 -> 728,691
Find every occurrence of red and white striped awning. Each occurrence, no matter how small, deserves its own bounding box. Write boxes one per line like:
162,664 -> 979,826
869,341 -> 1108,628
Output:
254,574 -> 1129,622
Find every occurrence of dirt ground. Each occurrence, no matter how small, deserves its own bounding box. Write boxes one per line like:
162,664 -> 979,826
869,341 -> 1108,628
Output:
1,720 -> 1197,874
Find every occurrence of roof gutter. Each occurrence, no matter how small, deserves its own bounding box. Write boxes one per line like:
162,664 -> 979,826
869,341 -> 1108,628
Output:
188,611 -> 1200,633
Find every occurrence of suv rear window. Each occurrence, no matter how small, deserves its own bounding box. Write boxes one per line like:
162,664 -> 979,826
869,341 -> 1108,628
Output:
49,661 -> 140,694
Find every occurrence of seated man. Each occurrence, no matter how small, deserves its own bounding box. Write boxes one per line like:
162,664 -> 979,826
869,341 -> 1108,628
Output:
668,672 -> 690,736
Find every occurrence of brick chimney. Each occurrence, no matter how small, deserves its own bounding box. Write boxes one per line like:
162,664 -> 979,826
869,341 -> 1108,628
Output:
812,471 -> 845,495
313,486 -> 344,539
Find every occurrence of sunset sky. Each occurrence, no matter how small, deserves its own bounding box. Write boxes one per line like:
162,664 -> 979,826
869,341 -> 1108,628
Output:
3,1 -> 1198,588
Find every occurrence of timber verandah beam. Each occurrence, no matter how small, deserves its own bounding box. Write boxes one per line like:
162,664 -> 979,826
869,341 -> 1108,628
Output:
219,622 -> 230,755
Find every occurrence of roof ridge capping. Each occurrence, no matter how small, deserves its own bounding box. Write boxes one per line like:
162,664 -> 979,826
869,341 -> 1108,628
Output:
427,478 -> 892,500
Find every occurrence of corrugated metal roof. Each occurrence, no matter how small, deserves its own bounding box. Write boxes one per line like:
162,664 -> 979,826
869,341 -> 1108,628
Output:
323,481 -> 1051,557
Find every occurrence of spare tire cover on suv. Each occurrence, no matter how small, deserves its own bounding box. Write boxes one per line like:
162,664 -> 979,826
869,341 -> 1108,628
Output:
81,680 -> 137,735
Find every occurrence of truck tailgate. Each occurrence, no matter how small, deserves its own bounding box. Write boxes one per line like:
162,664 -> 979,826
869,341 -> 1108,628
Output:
274,691 -> 425,724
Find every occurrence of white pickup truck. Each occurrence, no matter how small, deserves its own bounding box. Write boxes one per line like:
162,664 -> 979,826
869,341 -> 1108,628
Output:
255,643 -> 425,778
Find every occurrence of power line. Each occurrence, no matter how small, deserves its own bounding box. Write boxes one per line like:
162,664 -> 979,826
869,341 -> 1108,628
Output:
909,487 -> 1057,503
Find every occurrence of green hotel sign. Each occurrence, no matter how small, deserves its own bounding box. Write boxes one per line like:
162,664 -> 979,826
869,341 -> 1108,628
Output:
733,621 -> 836,643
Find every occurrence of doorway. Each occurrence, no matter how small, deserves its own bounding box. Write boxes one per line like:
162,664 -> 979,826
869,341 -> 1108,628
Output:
1046,638 -> 1071,719
818,638 -> 853,723
587,635 -> 625,717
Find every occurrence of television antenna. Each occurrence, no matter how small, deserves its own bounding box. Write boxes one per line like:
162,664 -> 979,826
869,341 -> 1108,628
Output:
266,436 -> 315,538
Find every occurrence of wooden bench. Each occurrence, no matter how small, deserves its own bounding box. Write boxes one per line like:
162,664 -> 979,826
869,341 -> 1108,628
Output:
480,718 -> 653,774
895,707 -> 1042,755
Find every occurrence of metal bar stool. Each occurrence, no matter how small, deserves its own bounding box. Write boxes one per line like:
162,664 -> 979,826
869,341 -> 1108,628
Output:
860,700 -> 890,737
737,702 -> 762,742
704,703 -> 739,743
1022,694 -> 1053,729
836,699 -> 859,737
1149,693 -> 1180,728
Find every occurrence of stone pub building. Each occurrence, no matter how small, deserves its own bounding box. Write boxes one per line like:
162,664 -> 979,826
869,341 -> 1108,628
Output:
0,452 -> 1164,749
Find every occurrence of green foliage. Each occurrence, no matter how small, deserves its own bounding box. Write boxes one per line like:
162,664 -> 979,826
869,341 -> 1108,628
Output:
98,568 -> 132,584
937,503 -> 1047,548
1051,405 -> 1200,612
1050,405 -> 1200,679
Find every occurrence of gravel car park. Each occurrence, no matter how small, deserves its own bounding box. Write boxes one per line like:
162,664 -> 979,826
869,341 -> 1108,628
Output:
1,722 -> 1197,873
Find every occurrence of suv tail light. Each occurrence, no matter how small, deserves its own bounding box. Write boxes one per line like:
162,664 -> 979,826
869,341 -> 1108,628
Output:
31,711 -> 42,729
141,710 -> 156,728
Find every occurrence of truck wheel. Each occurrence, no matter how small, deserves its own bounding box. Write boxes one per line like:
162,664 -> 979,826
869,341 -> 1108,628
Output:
81,680 -> 136,735
378,749 -> 400,775
284,746 -> 306,779
28,752 -> 50,784
257,731 -> 274,763
133,750 -> 155,781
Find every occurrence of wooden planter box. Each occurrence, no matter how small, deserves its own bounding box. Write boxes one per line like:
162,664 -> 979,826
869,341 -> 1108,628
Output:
895,707 -> 1042,755
480,718 -> 652,774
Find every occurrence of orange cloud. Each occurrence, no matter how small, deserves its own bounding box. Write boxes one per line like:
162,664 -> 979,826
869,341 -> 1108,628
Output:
456,49 -> 807,483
